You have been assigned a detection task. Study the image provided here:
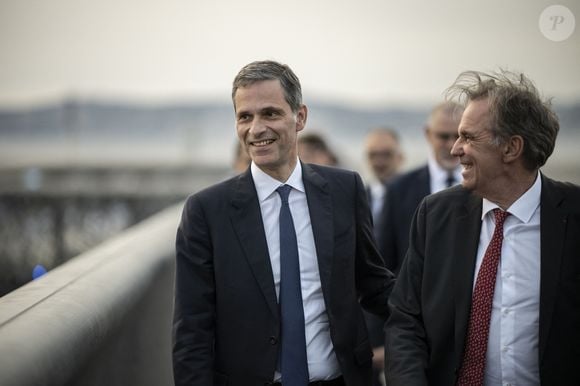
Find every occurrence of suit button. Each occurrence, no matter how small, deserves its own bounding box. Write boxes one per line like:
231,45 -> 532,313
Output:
269,336 -> 278,345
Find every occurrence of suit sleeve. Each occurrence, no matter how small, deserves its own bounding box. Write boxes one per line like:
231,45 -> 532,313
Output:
172,195 -> 215,386
384,198 -> 429,386
353,172 -> 396,318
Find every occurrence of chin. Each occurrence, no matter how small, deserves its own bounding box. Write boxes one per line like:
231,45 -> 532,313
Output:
461,180 -> 476,191
252,154 -> 275,165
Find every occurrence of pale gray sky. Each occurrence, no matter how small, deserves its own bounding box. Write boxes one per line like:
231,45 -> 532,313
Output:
1,0 -> 579,107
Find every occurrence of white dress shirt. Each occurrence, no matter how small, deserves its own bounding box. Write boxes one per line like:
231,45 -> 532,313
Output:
427,154 -> 462,193
251,161 -> 341,382
368,180 -> 386,221
474,172 -> 542,386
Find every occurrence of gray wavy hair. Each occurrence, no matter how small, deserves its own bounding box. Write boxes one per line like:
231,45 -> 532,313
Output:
446,70 -> 559,170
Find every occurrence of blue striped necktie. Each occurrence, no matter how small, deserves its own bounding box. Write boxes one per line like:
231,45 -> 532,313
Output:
276,184 -> 309,385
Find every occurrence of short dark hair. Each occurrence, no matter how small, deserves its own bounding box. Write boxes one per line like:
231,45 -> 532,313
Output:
446,70 -> 559,170
298,133 -> 339,165
232,60 -> 303,112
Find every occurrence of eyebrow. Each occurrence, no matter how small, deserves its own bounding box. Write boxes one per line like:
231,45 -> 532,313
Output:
236,103 -> 288,119
236,110 -> 250,118
260,106 -> 285,115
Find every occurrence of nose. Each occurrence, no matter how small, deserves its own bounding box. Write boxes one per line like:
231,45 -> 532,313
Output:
249,117 -> 267,136
450,138 -> 462,157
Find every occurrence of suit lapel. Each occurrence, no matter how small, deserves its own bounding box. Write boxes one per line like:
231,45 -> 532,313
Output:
229,170 -> 278,318
419,166 -> 432,197
538,175 -> 566,363
302,164 -> 334,295
453,191 -> 483,365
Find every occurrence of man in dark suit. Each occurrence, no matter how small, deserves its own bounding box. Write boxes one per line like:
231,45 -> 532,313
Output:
385,70 -> 580,385
377,101 -> 463,275
173,60 -> 395,386
362,127 -> 404,386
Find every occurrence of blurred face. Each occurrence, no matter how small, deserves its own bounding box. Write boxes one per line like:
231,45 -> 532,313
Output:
234,80 -> 306,181
451,99 -> 505,197
365,132 -> 403,183
298,143 -> 336,166
425,110 -> 461,170
233,145 -> 252,173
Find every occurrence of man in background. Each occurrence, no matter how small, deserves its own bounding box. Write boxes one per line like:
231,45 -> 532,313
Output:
362,127 -> 403,386
232,141 -> 252,173
377,101 -> 463,275
364,128 -> 404,224
298,132 -> 339,166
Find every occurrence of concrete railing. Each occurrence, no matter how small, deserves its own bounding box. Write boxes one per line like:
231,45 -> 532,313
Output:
0,202 -> 184,386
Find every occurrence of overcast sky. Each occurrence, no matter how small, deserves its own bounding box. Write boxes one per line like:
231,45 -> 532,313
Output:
1,0 -> 579,108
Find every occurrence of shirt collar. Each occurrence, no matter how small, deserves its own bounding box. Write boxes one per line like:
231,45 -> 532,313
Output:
481,171 -> 542,223
250,159 -> 305,203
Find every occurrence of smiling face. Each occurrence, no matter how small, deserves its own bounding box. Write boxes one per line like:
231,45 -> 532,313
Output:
451,99 -> 506,197
234,79 -> 307,182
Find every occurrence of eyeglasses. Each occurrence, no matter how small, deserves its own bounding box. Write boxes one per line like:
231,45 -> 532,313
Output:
432,132 -> 459,142
367,150 -> 397,159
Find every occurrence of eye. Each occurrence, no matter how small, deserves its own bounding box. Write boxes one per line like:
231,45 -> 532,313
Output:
264,110 -> 279,118
237,114 -> 250,122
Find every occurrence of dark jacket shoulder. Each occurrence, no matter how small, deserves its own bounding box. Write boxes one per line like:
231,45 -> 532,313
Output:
387,165 -> 429,192
542,174 -> 580,211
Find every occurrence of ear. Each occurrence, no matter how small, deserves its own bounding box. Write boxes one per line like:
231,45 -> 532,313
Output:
502,135 -> 524,163
296,104 -> 308,132
397,151 -> 405,166
423,125 -> 433,144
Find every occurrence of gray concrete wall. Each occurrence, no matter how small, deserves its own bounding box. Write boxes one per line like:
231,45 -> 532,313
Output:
0,203 -> 183,386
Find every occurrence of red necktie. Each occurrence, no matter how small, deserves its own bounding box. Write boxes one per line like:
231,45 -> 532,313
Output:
457,209 -> 510,386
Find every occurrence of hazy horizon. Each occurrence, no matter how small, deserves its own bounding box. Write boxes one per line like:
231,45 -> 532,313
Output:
1,0 -> 579,108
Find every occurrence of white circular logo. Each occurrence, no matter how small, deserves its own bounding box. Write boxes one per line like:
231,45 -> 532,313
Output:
539,5 -> 576,42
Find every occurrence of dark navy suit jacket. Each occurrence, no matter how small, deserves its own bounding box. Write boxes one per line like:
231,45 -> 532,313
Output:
173,162 -> 395,386
377,165 -> 430,275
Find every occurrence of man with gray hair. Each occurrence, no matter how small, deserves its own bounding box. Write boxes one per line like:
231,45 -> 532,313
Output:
377,101 -> 464,275
173,60 -> 395,386
385,70 -> 580,385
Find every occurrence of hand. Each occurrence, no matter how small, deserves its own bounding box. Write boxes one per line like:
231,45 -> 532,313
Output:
372,346 -> 385,369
